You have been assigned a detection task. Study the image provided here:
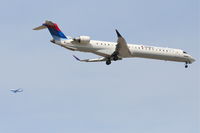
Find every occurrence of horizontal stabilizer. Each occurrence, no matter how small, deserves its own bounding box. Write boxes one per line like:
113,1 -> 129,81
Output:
33,25 -> 47,30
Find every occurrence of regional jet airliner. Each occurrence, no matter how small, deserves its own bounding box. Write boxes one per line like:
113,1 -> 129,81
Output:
33,20 -> 195,68
10,88 -> 23,93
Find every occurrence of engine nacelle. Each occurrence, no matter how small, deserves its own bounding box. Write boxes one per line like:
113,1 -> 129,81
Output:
74,36 -> 90,44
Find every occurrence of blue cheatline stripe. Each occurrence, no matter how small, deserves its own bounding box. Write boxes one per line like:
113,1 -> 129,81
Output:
47,28 -> 67,40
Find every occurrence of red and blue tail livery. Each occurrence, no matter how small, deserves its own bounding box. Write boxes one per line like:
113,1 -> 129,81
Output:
33,20 -> 67,40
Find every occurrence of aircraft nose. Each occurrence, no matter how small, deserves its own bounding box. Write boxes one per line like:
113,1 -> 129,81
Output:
189,56 -> 195,63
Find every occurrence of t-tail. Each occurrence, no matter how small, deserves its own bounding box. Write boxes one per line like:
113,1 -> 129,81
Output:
33,20 -> 67,41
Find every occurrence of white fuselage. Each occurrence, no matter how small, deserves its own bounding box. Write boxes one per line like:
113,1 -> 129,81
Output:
53,39 -> 195,64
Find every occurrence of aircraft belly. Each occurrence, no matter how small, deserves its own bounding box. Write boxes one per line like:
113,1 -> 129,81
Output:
132,51 -> 187,62
94,48 -> 114,57
72,43 -> 114,57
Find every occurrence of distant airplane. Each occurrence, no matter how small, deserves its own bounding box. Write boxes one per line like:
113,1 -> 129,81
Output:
10,88 -> 23,93
33,20 -> 195,68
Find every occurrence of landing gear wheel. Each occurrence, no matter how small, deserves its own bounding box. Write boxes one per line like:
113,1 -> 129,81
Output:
113,56 -> 119,61
106,60 -> 111,65
185,62 -> 188,68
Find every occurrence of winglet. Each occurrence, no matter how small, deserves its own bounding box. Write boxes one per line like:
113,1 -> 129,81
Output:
73,55 -> 81,61
115,29 -> 122,37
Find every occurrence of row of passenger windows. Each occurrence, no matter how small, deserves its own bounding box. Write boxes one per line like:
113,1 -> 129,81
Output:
95,42 -> 180,54
129,46 -> 180,53
96,42 -> 114,46
133,46 -> 171,52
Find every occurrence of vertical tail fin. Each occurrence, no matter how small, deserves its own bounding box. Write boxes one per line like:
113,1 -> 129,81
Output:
33,20 -> 68,41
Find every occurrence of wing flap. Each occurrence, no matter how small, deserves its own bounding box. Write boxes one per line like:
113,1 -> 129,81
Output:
73,55 -> 107,62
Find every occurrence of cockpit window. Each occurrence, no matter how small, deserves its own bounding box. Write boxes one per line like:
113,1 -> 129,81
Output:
183,51 -> 187,54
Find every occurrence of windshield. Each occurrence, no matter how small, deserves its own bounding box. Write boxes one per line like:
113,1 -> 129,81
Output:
183,51 -> 187,54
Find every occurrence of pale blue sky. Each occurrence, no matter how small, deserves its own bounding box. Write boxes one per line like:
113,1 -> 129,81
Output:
0,0 -> 199,133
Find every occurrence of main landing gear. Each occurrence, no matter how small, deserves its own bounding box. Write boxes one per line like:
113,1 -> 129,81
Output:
106,59 -> 111,65
113,55 -> 119,61
105,55 -> 119,65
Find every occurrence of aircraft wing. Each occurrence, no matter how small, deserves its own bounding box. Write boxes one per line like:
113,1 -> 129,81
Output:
92,30 -> 132,58
114,30 -> 131,57
94,49 -> 113,57
10,90 -> 16,92
18,89 -> 23,92
10,88 -> 23,93
73,55 -> 107,62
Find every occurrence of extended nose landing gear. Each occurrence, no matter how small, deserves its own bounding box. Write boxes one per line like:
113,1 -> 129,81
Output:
185,62 -> 188,68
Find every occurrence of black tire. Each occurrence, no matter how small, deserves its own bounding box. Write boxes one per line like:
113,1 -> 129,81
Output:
185,62 -> 188,68
185,65 -> 188,68
106,60 -> 111,65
